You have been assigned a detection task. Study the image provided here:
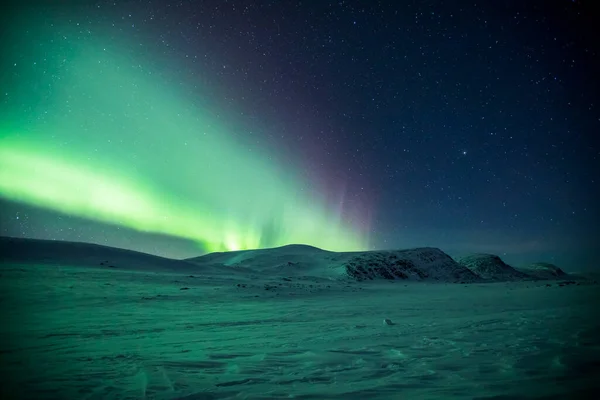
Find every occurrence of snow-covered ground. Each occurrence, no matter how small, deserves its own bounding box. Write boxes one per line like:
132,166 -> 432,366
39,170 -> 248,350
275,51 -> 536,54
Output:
1,241 -> 599,399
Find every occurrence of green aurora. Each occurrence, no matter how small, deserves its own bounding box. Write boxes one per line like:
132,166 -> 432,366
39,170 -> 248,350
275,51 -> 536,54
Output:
0,25 -> 369,253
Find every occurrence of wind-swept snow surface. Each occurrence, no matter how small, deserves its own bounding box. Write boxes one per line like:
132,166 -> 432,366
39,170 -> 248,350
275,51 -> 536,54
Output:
1,238 -> 599,399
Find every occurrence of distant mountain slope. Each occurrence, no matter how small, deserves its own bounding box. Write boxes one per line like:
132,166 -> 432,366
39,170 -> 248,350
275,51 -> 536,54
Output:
4,237 -> 548,283
0,236 -> 218,273
189,245 -> 481,282
457,254 -> 531,281
339,247 -> 481,282
516,262 -> 569,280
187,244 -> 339,276
187,244 -> 328,266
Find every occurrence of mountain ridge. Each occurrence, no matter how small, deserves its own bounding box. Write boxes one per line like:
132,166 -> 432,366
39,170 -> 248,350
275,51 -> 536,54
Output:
0,236 -> 577,283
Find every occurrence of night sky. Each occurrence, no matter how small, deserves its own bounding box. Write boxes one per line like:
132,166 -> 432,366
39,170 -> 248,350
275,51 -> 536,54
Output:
1,1 -> 598,270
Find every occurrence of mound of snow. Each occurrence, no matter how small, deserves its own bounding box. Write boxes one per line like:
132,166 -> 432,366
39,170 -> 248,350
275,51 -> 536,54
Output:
188,244 -> 326,267
341,247 -> 481,282
457,254 -> 531,281
187,244 -> 335,276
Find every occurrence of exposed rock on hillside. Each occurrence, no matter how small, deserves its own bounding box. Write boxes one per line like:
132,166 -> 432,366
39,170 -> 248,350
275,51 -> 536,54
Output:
457,254 -> 531,281
188,245 -> 481,283
518,262 -> 568,280
342,248 -> 480,282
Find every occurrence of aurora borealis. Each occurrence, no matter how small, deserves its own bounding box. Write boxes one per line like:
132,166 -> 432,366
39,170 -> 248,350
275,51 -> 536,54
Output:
0,15 -> 369,253
1,1 -> 599,269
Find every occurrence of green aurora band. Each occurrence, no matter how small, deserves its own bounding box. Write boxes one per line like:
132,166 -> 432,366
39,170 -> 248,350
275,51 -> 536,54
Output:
0,26 -> 369,253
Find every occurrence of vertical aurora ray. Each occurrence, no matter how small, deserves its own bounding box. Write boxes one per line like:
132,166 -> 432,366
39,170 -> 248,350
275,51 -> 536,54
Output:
0,20 -> 371,253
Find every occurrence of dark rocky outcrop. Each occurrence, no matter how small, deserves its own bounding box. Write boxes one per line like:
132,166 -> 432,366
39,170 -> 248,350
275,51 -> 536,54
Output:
342,248 -> 481,282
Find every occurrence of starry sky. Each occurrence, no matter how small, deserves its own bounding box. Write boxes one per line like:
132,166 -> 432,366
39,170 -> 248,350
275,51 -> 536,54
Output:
1,1 -> 598,270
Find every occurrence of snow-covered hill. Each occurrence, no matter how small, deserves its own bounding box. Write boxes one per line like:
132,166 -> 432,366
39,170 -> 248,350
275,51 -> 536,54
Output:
457,253 -> 532,281
4,237 -> 571,284
188,245 -> 480,282
517,262 -> 569,280
340,248 -> 481,282
0,236 -> 223,273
